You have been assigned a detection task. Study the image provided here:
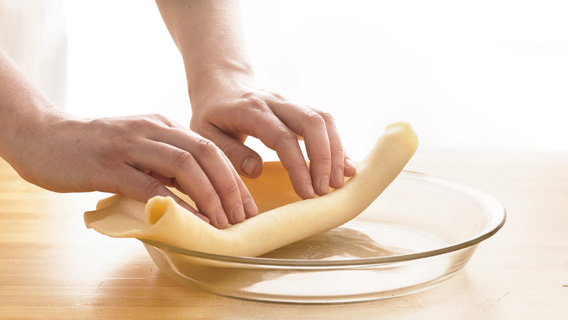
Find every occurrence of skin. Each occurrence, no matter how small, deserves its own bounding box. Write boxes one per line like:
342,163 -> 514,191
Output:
155,0 -> 357,198
0,0 -> 356,229
0,48 -> 253,228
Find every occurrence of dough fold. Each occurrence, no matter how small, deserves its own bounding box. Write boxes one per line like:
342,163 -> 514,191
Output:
84,122 -> 418,257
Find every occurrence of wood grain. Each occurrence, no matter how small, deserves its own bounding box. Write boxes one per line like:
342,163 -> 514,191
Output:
1,152 -> 567,319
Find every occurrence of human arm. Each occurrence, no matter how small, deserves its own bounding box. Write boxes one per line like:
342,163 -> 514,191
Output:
155,0 -> 356,199
0,47 -> 256,228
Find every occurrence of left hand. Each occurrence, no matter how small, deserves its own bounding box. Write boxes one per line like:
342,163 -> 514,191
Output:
189,69 -> 357,199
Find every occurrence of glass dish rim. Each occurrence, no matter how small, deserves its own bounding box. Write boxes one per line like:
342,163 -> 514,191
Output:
140,170 -> 506,267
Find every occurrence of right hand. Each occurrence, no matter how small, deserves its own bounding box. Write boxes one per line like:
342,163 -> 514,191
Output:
5,113 -> 257,229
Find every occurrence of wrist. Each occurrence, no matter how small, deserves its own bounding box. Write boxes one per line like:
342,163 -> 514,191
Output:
0,104 -> 70,176
187,65 -> 256,106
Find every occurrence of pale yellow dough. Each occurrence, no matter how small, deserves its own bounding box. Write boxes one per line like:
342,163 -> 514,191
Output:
84,122 -> 418,257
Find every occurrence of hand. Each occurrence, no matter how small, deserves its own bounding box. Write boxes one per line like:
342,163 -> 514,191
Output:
189,70 -> 357,199
5,112 -> 257,228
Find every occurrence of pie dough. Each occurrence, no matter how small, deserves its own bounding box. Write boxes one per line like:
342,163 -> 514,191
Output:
84,122 -> 418,257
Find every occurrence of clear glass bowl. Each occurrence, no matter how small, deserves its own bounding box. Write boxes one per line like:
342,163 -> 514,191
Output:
141,171 -> 506,304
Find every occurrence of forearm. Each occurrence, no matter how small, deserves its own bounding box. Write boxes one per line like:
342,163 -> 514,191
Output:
155,0 -> 253,98
0,48 -> 63,162
155,1 -> 356,198
1,47 -> 256,227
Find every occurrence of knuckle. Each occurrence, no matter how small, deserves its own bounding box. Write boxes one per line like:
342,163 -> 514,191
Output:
278,127 -> 296,140
219,143 -> 239,161
242,93 -> 268,112
156,115 -> 176,128
310,148 -> 333,164
195,138 -> 218,158
318,152 -> 333,163
149,113 -> 167,122
270,92 -> 284,100
273,128 -> 297,149
318,111 -> 335,123
129,116 -> 162,133
223,181 -> 241,196
142,178 -> 163,199
304,110 -> 326,128
330,146 -> 344,158
200,188 -> 219,207
172,150 -> 195,170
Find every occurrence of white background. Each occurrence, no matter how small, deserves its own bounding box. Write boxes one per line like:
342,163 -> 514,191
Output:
63,0 -> 568,158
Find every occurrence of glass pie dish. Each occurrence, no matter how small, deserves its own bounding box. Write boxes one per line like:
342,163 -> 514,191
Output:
141,171 -> 506,304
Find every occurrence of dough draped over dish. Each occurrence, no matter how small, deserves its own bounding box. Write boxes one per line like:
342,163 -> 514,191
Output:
84,122 -> 419,257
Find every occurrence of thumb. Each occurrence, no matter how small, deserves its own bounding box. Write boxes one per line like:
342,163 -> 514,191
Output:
204,128 -> 264,179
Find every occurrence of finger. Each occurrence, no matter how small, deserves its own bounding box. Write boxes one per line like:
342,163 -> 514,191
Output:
231,108 -> 315,199
174,127 -> 259,222
200,126 -> 259,220
220,151 -> 259,219
314,110 -> 346,189
113,164 -> 210,223
200,126 -> 264,179
146,170 -> 187,195
268,101 -> 332,195
125,139 -> 230,228
149,129 -> 248,226
344,154 -> 357,177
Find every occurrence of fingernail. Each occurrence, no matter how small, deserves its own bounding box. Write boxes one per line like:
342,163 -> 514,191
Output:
345,157 -> 356,169
319,175 -> 330,195
333,166 -> 344,185
216,210 -> 228,229
232,204 -> 246,223
243,197 -> 258,217
304,182 -> 315,198
242,157 -> 258,176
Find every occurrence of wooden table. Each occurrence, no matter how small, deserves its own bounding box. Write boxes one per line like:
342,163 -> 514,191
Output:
1,152 -> 567,319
